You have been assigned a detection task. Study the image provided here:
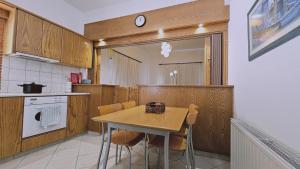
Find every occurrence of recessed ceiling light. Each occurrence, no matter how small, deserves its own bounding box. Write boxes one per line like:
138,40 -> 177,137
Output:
198,24 -> 204,27
158,28 -> 164,35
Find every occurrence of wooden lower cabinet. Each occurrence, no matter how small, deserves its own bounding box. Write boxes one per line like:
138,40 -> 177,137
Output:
21,129 -> 66,152
73,85 -> 115,133
0,97 -> 23,159
66,96 -> 89,137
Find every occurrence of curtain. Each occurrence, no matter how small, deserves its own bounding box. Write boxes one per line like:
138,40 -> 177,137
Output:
100,49 -> 140,86
211,33 -> 223,85
158,63 -> 203,85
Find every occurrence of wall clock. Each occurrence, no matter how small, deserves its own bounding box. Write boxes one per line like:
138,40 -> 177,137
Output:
135,15 -> 146,27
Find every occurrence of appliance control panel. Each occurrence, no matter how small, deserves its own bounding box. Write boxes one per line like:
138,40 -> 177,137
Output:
24,96 -> 67,106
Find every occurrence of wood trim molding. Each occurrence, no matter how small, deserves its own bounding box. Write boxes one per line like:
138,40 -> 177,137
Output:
85,0 -> 229,41
95,22 -> 228,48
158,62 -> 202,65
0,8 -> 9,19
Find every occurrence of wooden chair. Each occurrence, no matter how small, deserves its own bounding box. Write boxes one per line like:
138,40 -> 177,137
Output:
148,104 -> 199,169
97,103 -> 143,169
121,100 -> 137,109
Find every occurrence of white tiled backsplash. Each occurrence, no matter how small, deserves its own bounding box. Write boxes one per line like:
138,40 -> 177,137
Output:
0,56 -> 86,93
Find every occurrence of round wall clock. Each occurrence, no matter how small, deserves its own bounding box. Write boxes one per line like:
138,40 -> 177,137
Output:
135,15 -> 146,27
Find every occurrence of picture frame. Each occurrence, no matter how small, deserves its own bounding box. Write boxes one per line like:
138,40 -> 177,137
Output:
247,0 -> 300,61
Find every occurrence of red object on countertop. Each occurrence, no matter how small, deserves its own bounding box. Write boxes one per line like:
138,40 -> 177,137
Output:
71,73 -> 79,84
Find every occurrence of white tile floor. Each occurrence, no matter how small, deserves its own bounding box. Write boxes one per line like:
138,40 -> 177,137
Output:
0,133 -> 230,169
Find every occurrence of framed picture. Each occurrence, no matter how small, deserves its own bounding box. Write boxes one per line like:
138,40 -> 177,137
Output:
248,0 -> 300,61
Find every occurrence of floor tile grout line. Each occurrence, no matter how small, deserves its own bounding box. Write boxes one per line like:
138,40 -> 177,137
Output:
43,144 -> 60,169
13,156 -> 26,169
75,136 -> 83,169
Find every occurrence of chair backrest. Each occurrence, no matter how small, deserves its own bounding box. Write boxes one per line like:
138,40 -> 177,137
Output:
186,104 -> 199,126
121,100 -> 136,109
98,103 -> 122,115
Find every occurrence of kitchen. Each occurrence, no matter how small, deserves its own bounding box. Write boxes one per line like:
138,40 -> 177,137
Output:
0,1 -> 233,169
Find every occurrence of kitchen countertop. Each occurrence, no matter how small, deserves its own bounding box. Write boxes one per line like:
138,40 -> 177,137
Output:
0,92 -> 90,97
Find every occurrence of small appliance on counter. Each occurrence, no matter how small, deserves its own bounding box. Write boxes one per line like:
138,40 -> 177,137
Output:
65,81 -> 72,93
145,102 -> 165,114
18,82 -> 46,93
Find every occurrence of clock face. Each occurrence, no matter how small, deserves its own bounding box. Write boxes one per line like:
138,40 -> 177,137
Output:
135,15 -> 146,27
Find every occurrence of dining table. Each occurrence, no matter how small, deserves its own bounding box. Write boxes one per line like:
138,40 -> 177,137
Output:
92,105 -> 189,169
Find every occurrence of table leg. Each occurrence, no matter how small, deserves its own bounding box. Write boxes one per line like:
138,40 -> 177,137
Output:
97,123 -> 105,169
164,132 -> 170,169
144,134 -> 149,169
102,124 -> 112,169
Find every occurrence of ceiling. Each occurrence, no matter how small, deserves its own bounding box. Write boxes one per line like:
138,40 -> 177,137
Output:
64,0 -> 128,12
113,37 -> 205,64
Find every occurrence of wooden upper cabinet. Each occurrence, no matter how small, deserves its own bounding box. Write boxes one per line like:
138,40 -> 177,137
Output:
0,97 -> 23,159
42,21 -> 62,61
16,10 -> 43,56
83,38 -> 93,68
15,9 -> 92,68
61,29 -> 75,66
62,29 -> 93,68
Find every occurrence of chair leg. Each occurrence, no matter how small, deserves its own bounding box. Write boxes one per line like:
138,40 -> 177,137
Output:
156,148 -> 161,169
115,144 -> 118,164
125,146 -> 132,169
189,143 -> 195,169
144,134 -> 149,169
185,149 -> 191,169
119,146 -> 123,162
97,123 -> 105,168
189,129 -> 195,169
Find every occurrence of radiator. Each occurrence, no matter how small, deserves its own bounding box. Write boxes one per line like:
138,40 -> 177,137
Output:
231,119 -> 300,169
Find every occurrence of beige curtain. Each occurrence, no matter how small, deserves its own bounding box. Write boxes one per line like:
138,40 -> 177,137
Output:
158,63 -> 204,85
100,49 -> 140,86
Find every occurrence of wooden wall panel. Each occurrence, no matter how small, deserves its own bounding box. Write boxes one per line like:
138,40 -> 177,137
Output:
0,97 -> 23,159
139,85 -> 233,155
95,22 -> 227,48
114,86 -> 129,103
85,0 -> 229,40
101,85 -> 115,105
129,87 -> 139,105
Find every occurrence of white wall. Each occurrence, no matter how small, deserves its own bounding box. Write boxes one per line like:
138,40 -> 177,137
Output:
6,0 -> 195,33
228,0 -> 300,153
6,0 -> 84,34
84,0 -> 194,23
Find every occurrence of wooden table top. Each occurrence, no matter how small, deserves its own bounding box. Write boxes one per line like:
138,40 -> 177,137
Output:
92,105 -> 188,132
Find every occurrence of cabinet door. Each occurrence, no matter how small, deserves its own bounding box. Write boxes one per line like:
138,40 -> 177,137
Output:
83,38 -> 93,68
61,29 -> 74,66
73,35 -> 82,67
16,10 -> 43,56
42,21 -> 62,61
62,30 -> 92,68
76,96 -> 89,133
66,96 -> 88,137
0,97 -> 23,159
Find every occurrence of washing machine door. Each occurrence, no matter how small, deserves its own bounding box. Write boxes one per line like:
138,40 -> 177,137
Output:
22,104 -> 46,138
